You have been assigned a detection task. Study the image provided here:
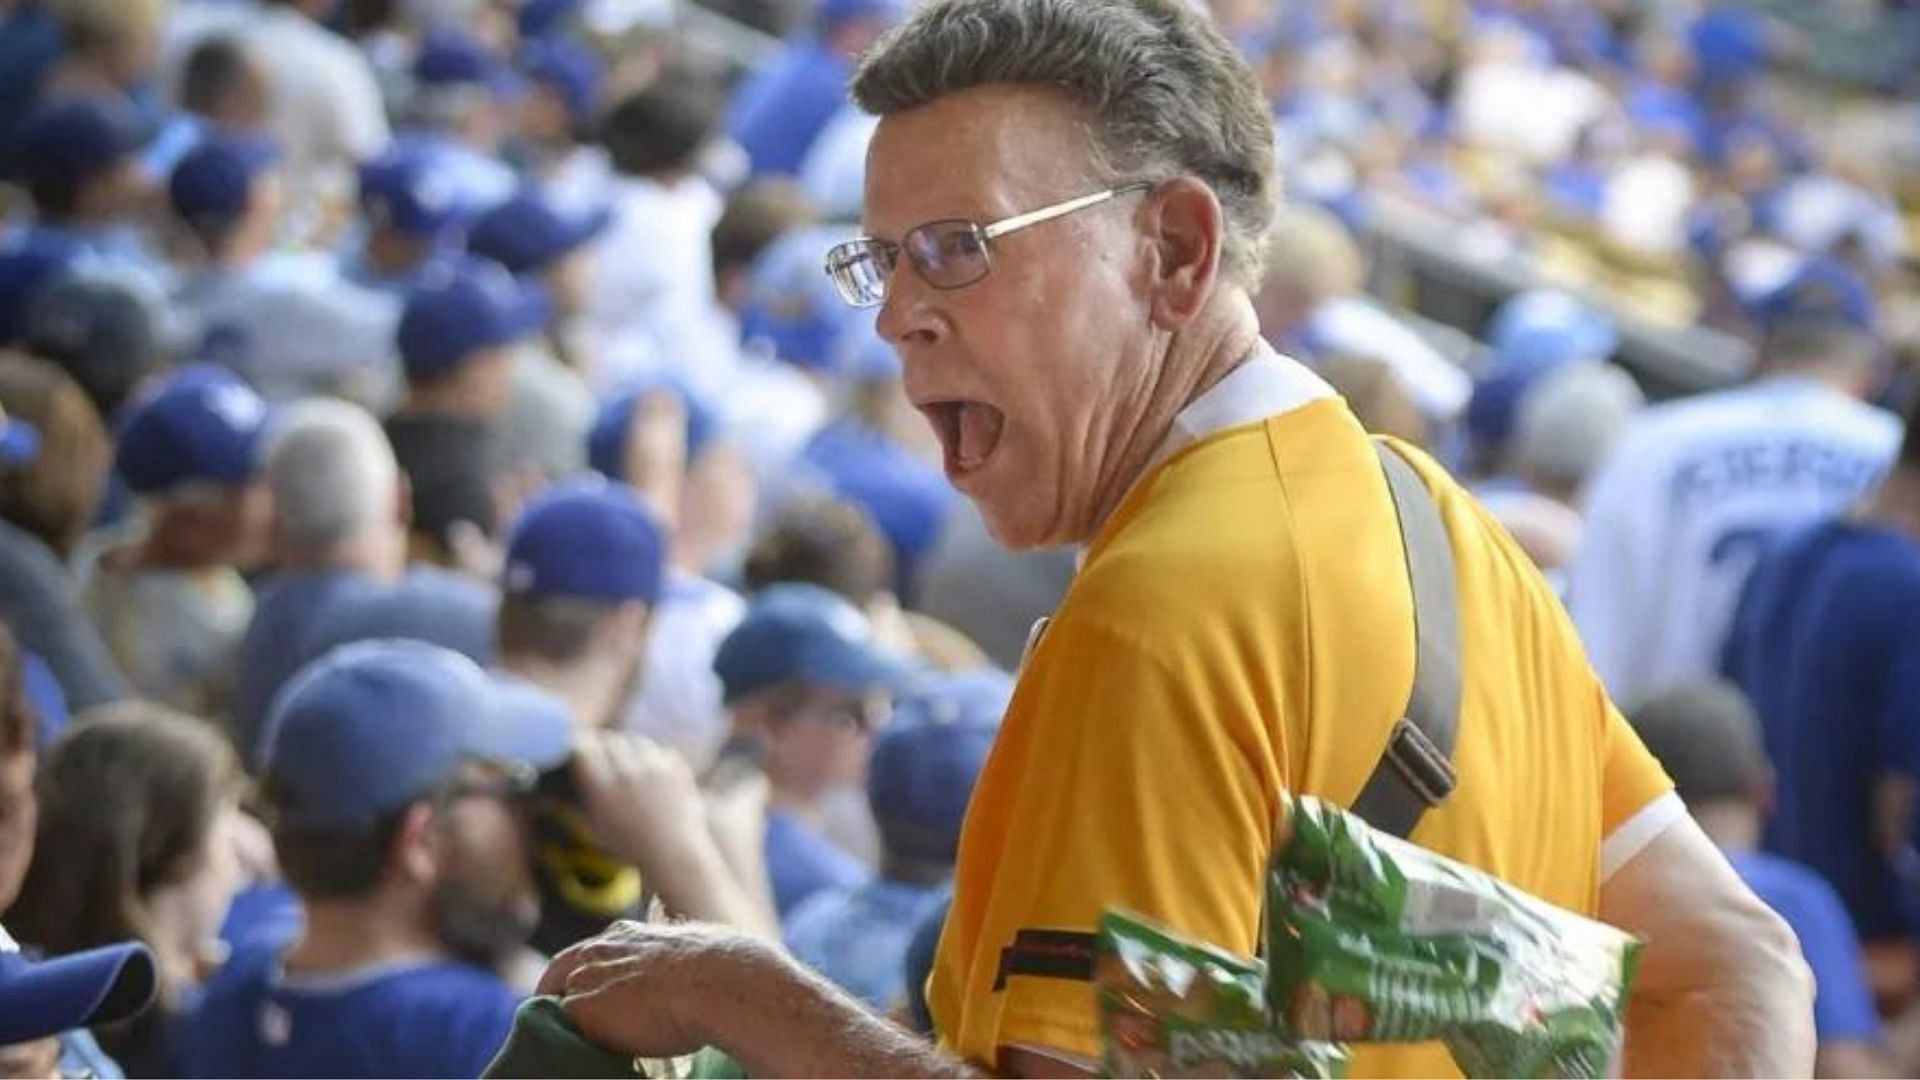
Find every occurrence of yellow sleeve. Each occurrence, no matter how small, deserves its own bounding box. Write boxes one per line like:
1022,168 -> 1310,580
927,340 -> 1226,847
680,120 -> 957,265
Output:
1599,695 -> 1674,835
976,612 -> 1282,1055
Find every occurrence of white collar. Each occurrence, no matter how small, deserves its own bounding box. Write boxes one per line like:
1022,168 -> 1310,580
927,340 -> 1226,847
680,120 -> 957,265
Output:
1149,343 -> 1335,471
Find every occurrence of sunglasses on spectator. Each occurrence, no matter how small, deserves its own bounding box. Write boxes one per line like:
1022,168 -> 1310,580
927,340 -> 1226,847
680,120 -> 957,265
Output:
435,762 -> 538,807
824,181 -> 1155,309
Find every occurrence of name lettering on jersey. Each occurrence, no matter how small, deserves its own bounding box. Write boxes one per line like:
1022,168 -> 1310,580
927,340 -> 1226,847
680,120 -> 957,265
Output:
1668,439 -> 1886,509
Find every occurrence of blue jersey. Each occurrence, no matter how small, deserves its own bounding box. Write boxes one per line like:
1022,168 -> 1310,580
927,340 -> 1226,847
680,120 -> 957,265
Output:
1730,850 -> 1882,1045
190,937 -> 519,1079
766,809 -> 869,921
785,877 -> 950,1011
1724,520 -> 1920,939
726,42 -> 850,177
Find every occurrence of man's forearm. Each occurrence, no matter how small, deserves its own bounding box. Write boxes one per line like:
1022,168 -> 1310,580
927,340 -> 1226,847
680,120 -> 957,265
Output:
1620,902 -> 1815,1077
703,951 -> 971,1078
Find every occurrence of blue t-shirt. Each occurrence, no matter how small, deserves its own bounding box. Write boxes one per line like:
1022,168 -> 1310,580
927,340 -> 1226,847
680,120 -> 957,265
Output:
1724,520 -> 1920,939
785,877 -> 949,1010
190,937 -> 519,1079
765,809 -> 868,921
1730,850 -> 1882,1045
231,567 -> 497,763
726,42 -> 850,178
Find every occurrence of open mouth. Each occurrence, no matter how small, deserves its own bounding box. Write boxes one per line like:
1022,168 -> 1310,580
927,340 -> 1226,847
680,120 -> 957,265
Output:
918,399 -> 1007,480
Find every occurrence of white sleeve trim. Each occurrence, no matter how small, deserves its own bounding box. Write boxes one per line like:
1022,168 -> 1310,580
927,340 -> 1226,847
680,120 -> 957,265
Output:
1600,791 -> 1687,882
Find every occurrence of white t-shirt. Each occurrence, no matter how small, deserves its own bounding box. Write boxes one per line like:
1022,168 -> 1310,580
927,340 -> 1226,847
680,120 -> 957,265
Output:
620,572 -> 746,773
583,174 -> 725,389
241,8 -> 392,202
1566,378 -> 1900,703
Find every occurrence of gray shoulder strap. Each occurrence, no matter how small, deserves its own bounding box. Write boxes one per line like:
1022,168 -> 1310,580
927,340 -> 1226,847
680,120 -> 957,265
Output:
1348,441 -> 1462,840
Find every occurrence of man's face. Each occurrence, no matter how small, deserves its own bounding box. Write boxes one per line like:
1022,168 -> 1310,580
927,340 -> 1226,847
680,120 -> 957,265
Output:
755,685 -> 886,799
0,747 -> 34,913
864,85 -> 1161,548
428,765 -> 539,968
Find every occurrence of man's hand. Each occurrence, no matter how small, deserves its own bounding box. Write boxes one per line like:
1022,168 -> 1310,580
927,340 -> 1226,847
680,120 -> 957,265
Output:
537,921 -> 969,1078
572,732 -> 776,936
572,731 -> 709,874
539,920 -> 759,1059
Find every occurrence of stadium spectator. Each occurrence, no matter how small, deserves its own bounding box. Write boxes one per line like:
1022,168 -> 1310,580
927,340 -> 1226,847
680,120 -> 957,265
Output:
588,381 -> 754,770
497,478 -> 777,947
1570,258 -> 1899,703
1723,391 -> 1920,1000
786,669 -> 1006,1012
401,26 -> 521,210
387,257 -> 549,564
543,1 -> 1813,1075
344,139 -> 468,295
231,399 -> 494,761
0,96 -> 157,343
168,134 -> 401,410
81,365 -> 272,717
237,0 -> 391,216
11,705 -> 248,1078
466,189 -> 606,476
515,35 -> 605,193
585,71 -> 728,391
20,262 -> 172,422
0,389 -> 127,714
0,622 -> 155,1078
192,640 -> 567,1078
0,353 -> 111,564
712,583 -> 909,920
797,335 -> 958,603
1464,289 -> 1620,477
1630,682 -> 1898,1079
916,499 -> 1076,672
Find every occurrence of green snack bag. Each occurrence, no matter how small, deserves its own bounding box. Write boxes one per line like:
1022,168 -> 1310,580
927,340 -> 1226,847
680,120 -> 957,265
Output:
1264,797 -> 1641,1079
1096,910 -> 1347,1079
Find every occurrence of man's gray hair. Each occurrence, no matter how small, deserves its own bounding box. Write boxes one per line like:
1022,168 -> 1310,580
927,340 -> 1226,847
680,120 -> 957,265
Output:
851,0 -> 1279,287
263,398 -> 399,557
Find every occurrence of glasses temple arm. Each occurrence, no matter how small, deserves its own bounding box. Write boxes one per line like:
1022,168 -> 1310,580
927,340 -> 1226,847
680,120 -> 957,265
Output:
980,182 -> 1153,241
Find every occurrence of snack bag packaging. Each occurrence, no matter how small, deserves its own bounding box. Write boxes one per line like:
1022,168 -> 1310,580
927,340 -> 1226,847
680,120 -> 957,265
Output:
1265,796 -> 1642,1079
1095,910 -> 1347,1079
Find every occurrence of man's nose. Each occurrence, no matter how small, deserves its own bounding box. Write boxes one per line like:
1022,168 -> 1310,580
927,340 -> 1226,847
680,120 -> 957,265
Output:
875,255 -> 944,348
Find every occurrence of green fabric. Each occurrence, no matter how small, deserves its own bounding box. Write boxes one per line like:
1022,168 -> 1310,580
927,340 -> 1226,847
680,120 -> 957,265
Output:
686,1046 -> 749,1079
482,996 -> 641,1079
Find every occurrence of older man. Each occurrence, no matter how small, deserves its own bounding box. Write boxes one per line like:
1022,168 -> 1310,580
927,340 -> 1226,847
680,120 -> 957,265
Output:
538,0 -> 1814,1075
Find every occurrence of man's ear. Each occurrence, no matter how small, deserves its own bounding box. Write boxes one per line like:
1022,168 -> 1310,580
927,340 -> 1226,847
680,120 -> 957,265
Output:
1139,176 -> 1226,330
391,801 -> 440,886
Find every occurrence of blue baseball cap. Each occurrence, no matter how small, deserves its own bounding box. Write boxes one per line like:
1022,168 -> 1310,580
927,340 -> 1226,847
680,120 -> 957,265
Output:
358,140 -> 467,238
1749,257 -> 1876,335
467,191 -> 612,277
413,26 -> 526,98
14,96 -> 152,194
740,226 -> 876,373
868,668 -> 1009,864
713,583 -> 912,704
167,134 -> 281,233
0,938 -> 158,1046
114,364 -> 272,496
802,421 -> 957,591
502,477 -> 666,604
398,258 -> 551,379
520,36 -> 602,126
259,639 -> 574,829
587,376 -> 721,482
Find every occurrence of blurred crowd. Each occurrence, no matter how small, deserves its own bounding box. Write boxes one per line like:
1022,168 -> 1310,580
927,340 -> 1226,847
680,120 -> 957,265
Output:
0,0 -> 1913,1076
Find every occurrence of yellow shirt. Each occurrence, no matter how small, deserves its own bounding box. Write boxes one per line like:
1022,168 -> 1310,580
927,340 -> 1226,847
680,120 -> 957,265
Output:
928,354 -> 1677,1076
